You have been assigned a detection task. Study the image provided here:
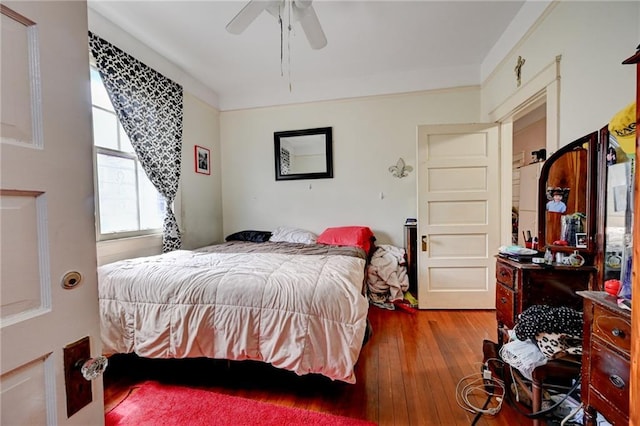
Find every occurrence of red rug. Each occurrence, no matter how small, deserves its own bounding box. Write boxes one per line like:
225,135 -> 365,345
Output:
106,381 -> 376,426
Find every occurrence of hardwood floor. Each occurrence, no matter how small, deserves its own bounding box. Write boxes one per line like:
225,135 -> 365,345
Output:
103,308 -> 536,425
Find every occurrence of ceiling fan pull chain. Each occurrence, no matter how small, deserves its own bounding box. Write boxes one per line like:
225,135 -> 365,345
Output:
288,0 -> 293,91
279,9 -> 284,77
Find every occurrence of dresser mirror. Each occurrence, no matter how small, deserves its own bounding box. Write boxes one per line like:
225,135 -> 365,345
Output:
537,131 -> 598,256
596,125 -> 635,288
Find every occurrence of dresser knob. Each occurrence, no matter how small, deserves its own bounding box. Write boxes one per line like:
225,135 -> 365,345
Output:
609,375 -> 625,389
500,270 -> 507,277
611,328 -> 625,338
500,297 -> 507,304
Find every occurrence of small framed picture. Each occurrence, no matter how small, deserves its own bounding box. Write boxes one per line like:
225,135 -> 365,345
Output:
575,233 -> 587,248
195,145 -> 210,175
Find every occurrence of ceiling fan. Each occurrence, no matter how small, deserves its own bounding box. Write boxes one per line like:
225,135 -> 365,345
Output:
226,0 -> 327,50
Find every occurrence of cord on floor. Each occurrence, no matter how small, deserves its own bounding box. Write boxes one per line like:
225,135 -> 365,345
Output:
456,361 -> 506,422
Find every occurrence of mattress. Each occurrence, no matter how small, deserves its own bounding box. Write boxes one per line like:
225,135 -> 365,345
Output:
98,241 -> 370,383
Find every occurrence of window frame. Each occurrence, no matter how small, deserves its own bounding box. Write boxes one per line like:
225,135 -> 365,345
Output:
90,65 -> 164,242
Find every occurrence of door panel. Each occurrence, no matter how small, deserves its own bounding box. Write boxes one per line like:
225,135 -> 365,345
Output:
1,356 -> 50,425
429,234 -> 487,258
417,124 -> 500,309
428,167 -> 487,191
1,2 -> 103,424
428,266 -> 488,290
0,192 -> 46,320
429,200 -> 487,225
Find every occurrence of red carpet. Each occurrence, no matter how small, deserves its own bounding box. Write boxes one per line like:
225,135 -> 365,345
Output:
106,381 -> 376,426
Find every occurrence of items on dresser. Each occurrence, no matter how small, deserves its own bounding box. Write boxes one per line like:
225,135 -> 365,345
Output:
578,291 -> 631,425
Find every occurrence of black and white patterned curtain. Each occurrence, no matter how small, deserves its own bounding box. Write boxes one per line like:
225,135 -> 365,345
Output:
89,32 -> 183,252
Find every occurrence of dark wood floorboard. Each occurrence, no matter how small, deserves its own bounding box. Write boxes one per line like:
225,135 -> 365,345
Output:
103,307 -> 536,425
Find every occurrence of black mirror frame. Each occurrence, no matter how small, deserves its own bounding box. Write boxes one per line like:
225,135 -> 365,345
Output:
274,127 -> 333,181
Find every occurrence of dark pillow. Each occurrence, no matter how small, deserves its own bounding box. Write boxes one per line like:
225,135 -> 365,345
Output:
225,230 -> 272,243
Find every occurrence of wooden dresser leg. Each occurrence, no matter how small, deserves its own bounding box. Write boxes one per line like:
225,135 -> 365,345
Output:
582,405 -> 598,425
531,379 -> 542,426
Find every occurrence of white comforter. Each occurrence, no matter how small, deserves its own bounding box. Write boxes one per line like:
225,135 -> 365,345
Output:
98,249 -> 369,383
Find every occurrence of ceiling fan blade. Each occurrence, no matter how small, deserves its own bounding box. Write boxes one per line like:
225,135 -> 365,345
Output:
226,0 -> 270,35
294,3 -> 327,49
293,0 -> 313,10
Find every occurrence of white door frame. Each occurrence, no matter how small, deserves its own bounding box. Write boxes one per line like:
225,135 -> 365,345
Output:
488,55 -> 562,248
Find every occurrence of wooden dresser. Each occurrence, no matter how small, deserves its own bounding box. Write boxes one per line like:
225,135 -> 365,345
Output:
578,291 -> 631,425
494,256 -> 595,344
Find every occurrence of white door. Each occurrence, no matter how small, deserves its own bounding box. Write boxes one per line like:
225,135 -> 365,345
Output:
1,2 -> 104,425
417,124 -> 500,309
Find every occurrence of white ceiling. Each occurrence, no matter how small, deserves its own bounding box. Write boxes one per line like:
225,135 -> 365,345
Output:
88,0 -> 546,111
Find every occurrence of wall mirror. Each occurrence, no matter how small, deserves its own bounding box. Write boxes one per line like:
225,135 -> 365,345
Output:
274,127 -> 333,181
537,131 -> 598,256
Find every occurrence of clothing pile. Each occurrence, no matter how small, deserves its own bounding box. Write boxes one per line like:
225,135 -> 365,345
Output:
366,244 -> 409,306
514,305 -> 583,359
500,305 -> 583,380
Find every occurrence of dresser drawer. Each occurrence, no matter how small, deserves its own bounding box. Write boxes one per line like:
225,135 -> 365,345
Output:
495,284 -> 515,328
584,384 -> 629,425
593,305 -> 632,355
588,340 -> 630,417
496,263 -> 515,288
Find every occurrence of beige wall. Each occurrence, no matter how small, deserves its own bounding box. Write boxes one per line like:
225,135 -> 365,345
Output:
220,88 -> 480,246
482,1 -> 638,144
514,118 -> 546,165
90,1 -> 640,260
220,1 -> 639,248
481,0 -> 638,247
179,93 -> 223,249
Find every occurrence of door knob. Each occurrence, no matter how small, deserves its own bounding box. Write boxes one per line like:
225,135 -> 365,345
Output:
76,356 -> 108,380
421,236 -> 428,251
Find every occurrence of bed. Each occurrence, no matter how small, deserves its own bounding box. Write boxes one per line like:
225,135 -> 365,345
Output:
98,228 -> 373,384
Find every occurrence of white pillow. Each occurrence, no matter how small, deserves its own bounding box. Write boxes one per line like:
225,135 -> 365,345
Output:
269,226 -> 317,244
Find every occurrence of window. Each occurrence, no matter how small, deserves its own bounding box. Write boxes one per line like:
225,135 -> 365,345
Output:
90,67 -> 165,239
